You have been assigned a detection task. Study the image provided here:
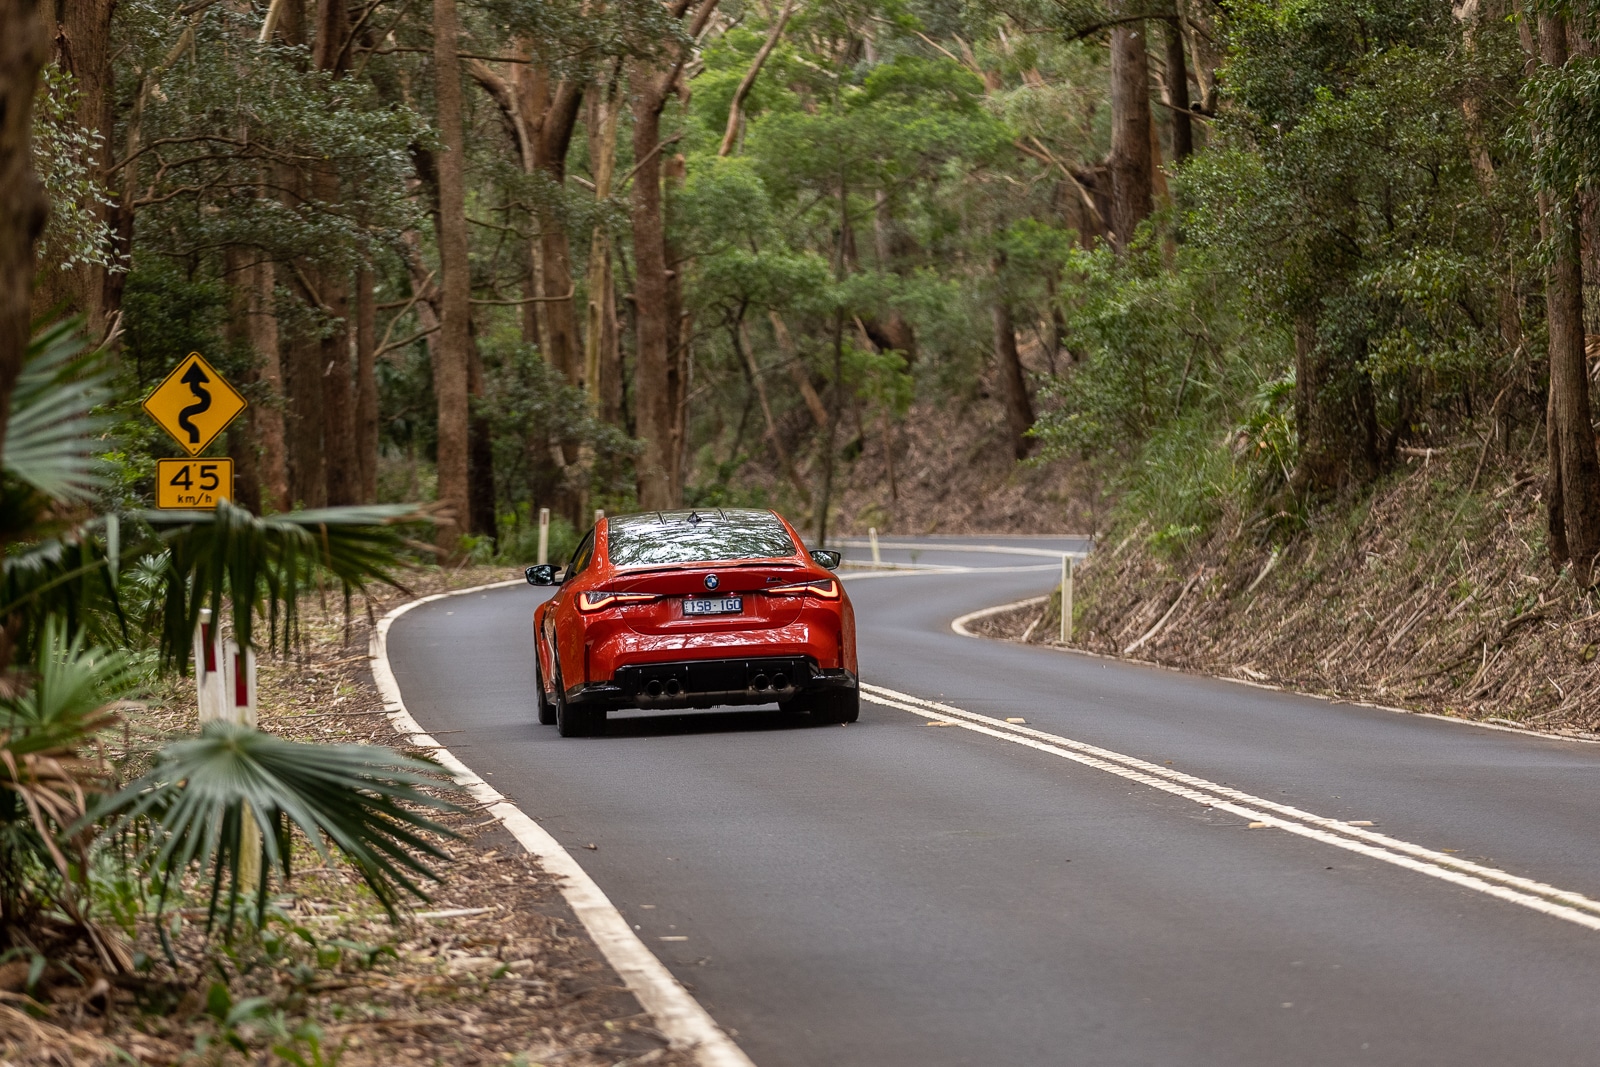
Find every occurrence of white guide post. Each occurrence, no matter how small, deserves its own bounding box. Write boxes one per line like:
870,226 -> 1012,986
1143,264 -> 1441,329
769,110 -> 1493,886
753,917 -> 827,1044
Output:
537,507 -> 550,565
869,526 -> 881,565
594,508 -> 605,528
195,608 -> 228,724
1060,555 -> 1074,645
195,608 -> 257,728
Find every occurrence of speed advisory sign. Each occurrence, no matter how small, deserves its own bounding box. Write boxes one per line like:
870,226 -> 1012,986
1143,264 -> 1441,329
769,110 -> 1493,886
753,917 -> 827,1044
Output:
156,458 -> 233,509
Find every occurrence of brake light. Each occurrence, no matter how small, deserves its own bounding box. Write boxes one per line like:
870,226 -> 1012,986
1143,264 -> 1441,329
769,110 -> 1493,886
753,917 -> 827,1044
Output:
578,590 -> 660,612
766,578 -> 839,599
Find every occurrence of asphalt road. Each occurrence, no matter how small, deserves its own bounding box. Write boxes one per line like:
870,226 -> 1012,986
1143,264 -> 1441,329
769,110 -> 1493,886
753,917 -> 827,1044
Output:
387,537 -> 1600,1066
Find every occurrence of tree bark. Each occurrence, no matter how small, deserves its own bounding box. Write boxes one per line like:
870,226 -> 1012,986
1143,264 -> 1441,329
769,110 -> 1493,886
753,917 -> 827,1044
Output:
320,269 -> 358,505
630,62 -> 678,510
734,311 -> 809,503
1535,15 -> 1600,582
628,0 -> 720,509
284,291 -> 327,508
225,247 -> 262,513
432,0 -> 471,551
1108,2 -> 1154,251
247,256 -> 290,512
0,0 -> 49,449
718,0 -> 795,157
467,331 -> 495,537
1161,12 -> 1193,163
1289,308 -> 1377,494
771,311 -> 829,430
355,266 -> 378,502
992,258 -> 1035,460
35,0 -> 116,339
583,73 -> 621,410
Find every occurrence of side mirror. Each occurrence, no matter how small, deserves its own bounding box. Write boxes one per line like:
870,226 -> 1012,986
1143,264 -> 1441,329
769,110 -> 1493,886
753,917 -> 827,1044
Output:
810,549 -> 842,570
525,564 -> 559,586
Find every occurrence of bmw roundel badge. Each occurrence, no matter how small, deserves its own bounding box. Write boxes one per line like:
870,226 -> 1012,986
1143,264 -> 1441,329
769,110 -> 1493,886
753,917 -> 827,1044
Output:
704,574 -> 720,590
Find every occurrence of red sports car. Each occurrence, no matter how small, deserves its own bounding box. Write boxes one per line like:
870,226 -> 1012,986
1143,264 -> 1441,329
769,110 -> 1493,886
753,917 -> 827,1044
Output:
526,508 -> 859,737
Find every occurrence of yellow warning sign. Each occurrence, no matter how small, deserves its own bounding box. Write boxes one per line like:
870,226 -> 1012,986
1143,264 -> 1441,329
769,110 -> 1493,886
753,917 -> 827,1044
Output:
142,352 -> 246,456
155,458 -> 233,509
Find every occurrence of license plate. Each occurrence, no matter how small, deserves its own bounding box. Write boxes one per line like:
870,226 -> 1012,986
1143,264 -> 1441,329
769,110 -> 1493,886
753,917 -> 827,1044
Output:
683,596 -> 742,616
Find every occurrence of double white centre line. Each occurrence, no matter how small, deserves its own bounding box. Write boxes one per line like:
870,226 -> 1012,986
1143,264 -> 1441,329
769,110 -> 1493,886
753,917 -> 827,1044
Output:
861,682 -> 1600,932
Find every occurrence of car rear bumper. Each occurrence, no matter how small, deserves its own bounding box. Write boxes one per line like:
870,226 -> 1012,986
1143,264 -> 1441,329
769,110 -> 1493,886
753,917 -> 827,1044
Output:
565,656 -> 857,711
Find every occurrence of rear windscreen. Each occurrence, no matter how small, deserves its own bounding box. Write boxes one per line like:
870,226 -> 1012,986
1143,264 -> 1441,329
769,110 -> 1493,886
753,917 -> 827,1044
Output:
606,510 -> 798,568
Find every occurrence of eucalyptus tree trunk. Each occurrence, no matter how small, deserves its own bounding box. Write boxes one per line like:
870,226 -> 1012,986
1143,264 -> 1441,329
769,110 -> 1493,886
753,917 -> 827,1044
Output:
629,0 -> 720,509
355,267 -> 378,502
247,256 -> 291,512
1533,14 -> 1600,582
630,60 -> 677,510
1108,1 -> 1154,252
991,257 -> 1035,460
1161,13 -> 1193,162
510,62 -> 584,382
583,75 -> 621,412
0,0 -> 48,441
432,0 -> 471,552
310,0 -> 359,505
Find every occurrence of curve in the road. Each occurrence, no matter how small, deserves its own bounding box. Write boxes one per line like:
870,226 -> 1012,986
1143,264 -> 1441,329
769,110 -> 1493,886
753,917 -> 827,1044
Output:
384,540 -> 1600,1067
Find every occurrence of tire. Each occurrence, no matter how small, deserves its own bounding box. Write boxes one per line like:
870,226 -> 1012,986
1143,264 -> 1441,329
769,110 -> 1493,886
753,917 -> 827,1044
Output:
806,686 -> 860,725
535,651 -> 555,726
553,662 -> 605,737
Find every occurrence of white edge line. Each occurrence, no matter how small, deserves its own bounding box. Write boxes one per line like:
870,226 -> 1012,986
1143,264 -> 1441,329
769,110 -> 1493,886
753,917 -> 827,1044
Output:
371,578 -> 757,1067
861,684 -> 1600,932
950,596 -> 1049,637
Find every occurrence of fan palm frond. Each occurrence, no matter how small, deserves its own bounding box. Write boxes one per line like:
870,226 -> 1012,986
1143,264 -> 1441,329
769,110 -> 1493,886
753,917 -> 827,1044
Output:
4,319 -> 113,504
142,501 -> 433,668
108,723 -> 460,932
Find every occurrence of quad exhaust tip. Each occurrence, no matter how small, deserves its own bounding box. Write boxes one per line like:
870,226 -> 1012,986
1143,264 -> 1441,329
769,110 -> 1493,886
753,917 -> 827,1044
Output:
751,674 -> 769,691
665,678 -> 683,697
645,680 -> 664,697
771,672 -> 788,690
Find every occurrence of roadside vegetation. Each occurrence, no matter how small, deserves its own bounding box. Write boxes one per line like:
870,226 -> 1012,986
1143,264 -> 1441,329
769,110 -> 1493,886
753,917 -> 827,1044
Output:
4,0 -> 1600,1050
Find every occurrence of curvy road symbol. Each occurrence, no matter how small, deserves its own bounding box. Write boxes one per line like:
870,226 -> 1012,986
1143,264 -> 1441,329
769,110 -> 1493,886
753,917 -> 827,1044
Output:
176,362 -> 212,445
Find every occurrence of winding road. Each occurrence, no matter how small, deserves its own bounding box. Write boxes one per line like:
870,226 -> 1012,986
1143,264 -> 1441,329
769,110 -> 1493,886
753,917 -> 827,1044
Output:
387,536 -> 1600,1067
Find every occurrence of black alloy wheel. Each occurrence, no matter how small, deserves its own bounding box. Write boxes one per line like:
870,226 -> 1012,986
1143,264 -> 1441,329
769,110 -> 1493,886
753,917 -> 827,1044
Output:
553,660 -> 605,737
535,649 -> 556,725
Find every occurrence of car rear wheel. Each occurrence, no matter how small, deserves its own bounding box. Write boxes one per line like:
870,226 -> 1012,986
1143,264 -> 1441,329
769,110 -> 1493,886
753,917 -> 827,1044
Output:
801,687 -> 859,725
553,662 -> 605,737
535,651 -> 555,726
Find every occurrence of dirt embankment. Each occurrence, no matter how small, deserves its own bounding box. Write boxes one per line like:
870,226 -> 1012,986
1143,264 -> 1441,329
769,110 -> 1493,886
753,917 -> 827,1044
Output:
985,450 -> 1600,737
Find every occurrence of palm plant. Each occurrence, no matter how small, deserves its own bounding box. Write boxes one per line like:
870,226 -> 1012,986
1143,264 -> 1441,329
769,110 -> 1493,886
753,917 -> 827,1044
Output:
0,320 -> 458,959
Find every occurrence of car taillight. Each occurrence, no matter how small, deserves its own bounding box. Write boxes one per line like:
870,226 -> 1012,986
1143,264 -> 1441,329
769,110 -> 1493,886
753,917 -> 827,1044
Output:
766,578 -> 839,599
578,590 -> 659,612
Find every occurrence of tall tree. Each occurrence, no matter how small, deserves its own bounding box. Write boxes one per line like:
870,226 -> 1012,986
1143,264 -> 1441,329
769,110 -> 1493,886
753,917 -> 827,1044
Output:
992,255 -> 1035,459
1532,13 -> 1600,582
631,0 -> 720,509
1108,1 -> 1154,250
35,0 -> 116,339
312,0 -> 359,505
1161,10 -> 1193,163
1,0 -> 49,446
432,0 -> 471,552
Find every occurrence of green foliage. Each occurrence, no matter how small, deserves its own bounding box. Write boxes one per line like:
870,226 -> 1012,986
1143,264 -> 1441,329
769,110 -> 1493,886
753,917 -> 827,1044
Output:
109,723 -> 459,932
30,66 -> 115,275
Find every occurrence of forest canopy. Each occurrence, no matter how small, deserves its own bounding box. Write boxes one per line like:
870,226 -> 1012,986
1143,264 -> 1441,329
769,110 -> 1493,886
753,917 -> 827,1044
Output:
7,0 -> 1600,578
